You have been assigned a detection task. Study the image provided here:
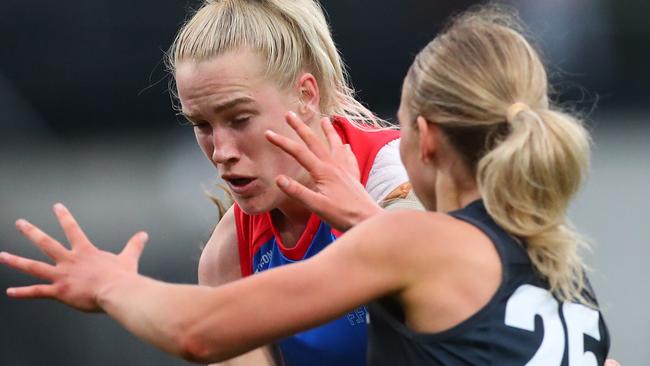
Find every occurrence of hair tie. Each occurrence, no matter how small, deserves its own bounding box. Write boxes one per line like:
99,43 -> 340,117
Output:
506,102 -> 531,122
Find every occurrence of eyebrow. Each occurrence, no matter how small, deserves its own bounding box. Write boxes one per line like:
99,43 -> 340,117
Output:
182,96 -> 256,120
216,96 -> 256,114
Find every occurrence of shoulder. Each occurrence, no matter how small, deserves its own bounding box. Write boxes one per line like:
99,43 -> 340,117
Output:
341,211 -> 445,266
352,210 -> 460,248
198,206 -> 241,286
349,210 -> 501,285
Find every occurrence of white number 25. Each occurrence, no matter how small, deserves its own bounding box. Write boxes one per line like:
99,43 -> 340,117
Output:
505,284 -> 601,366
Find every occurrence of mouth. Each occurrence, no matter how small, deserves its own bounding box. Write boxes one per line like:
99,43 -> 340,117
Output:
228,178 -> 254,187
222,175 -> 257,194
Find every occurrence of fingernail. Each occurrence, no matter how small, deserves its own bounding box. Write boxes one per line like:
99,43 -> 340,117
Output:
6,288 -> 15,296
15,219 -> 26,229
53,203 -> 64,212
0,252 -> 7,262
265,130 -> 276,137
288,111 -> 297,118
278,176 -> 289,188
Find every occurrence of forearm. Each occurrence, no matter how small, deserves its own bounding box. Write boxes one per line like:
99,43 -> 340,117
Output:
97,273 -> 225,363
97,271 -> 297,363
211,347 -> 277,366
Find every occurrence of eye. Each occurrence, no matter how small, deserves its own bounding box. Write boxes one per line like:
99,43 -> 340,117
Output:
192,121 -> 212,133
229,115 -> 251,127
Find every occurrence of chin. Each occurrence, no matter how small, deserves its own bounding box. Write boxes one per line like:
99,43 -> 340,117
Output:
233,195 -> 275,215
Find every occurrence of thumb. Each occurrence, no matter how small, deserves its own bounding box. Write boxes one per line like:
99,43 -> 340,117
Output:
120,231 -> 149,261
276,175 -> 326,210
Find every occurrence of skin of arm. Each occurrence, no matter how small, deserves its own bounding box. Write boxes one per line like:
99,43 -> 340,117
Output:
1,205 -> 502,364
198,207 -> 277,366
95,210 -> 418,363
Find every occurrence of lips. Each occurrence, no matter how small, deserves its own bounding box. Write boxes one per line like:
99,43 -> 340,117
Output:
222,174 -> 257,195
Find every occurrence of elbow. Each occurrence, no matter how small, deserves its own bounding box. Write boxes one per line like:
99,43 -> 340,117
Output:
177,328 -> 229,363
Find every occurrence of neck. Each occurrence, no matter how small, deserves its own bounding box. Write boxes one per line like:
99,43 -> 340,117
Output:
437,188 -> 481,212
270,192 -> 315,248
434,168 -> 481,212
274,198 -> 313,227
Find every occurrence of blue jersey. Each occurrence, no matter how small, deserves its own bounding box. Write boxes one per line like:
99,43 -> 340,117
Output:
253,219 -> 368,366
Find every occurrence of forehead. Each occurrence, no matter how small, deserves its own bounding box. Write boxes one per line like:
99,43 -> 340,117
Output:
175,50 -> 287,113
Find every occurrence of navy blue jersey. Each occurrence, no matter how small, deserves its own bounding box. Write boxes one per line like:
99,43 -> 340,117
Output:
367,200 -> 610,365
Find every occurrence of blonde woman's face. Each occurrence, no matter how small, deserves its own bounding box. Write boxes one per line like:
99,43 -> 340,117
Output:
175,50 -> 308,214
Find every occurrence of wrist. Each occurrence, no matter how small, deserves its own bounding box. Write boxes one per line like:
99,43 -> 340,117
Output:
95,270 -> 143,311
348,200 -> 383,230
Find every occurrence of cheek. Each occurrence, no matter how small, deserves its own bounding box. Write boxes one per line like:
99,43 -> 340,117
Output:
399,134 -> 416,169
195,132 -> 213,157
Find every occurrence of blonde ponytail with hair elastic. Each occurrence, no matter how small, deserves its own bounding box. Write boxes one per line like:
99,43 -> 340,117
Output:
406,4 -> 594,305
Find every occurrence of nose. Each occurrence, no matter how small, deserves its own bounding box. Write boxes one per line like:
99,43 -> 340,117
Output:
211,128 -> 240,165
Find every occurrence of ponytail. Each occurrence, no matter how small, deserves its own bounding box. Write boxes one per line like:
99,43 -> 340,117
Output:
478,105 -> 593,304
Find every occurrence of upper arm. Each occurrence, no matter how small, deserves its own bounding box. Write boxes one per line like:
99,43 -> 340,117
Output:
198,206 -> 241,286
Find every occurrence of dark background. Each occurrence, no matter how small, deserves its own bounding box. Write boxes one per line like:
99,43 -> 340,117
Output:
1,0 -> 648,365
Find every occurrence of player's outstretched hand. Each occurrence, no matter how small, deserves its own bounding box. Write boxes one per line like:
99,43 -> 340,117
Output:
265,112 -> 382,232
0,203 -> 148,312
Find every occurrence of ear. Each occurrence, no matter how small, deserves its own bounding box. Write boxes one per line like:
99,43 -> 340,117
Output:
296,73 -> 321,121
416,116 -> 438,163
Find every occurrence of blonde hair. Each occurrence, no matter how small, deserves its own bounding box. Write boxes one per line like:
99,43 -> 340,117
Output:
168,0 -> 386,129
406,5 -> 593,305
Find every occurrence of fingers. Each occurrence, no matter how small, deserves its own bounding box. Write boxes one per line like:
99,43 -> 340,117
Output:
52,203 -> 92,249
120,232 -> 149,261
285,112 -> 329,157
343,144 -> 361,180
276,175 -> 326,211
321,117 -> 343,151
605,359 -> 621,366
15,219 -> 68,261
6,284 -> 57,299
0,252 -> 57,280
265,130 -> 321,173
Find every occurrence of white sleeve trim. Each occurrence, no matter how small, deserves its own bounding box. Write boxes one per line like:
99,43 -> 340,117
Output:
365,139 -> 409,202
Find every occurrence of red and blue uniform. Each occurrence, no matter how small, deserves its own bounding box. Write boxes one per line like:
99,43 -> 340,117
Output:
234,118 -> 399,366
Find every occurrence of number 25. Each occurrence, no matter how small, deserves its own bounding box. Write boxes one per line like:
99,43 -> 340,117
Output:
505,284 -> 601,366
